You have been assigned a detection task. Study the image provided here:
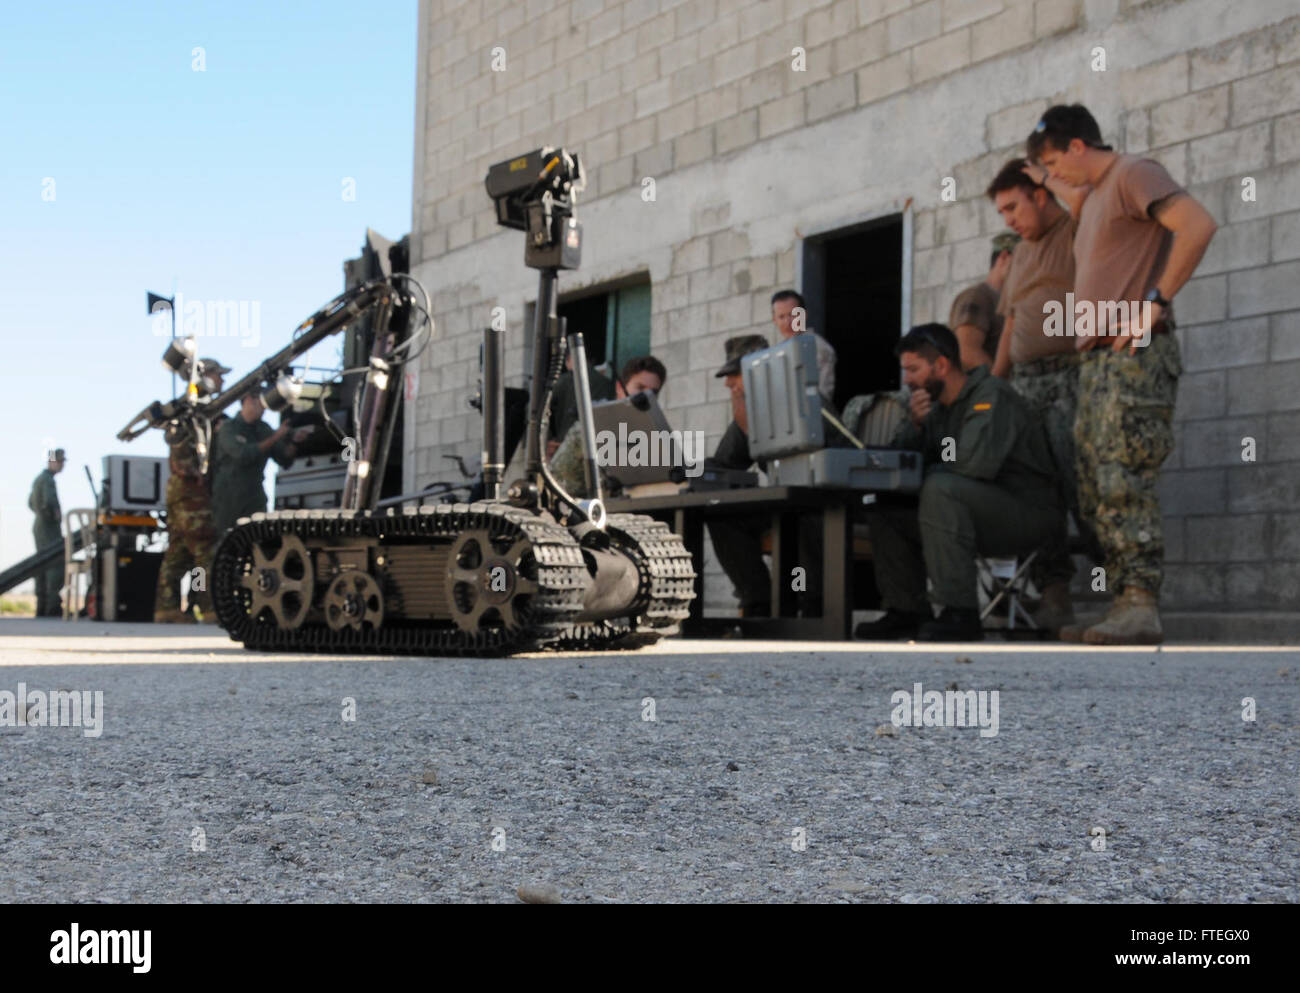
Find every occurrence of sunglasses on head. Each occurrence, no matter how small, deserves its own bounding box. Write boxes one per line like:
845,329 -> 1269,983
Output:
910,326 -> 958,364
1035,118 -> 1108,149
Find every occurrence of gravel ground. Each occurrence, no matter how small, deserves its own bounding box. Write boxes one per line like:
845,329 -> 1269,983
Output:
0,618 -> 1296,903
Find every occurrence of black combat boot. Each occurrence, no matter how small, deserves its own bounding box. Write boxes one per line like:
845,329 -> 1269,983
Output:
917,607 -> 984,642
855,608 -> 928,640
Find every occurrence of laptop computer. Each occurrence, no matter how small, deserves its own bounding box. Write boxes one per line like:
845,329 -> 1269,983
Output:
588,390 -> 690,488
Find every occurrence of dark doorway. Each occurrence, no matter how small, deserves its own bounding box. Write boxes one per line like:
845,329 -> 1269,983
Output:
801,215 -> 904,410
556,294 -> 609,366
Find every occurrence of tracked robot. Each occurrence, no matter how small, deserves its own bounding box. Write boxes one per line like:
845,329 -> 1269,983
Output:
120,149 -> 695,654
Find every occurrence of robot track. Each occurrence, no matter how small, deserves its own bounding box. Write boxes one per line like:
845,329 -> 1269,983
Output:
211,503 -> 694,656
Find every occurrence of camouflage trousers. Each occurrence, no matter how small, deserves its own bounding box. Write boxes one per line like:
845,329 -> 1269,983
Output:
1011,354 -> 1097,587
154,508 -> 217,616
1074,332 -> 1180,597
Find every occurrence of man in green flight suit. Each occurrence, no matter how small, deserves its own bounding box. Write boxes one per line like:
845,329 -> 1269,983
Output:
29,447 -> 66,617
154,357 -> 231,623
211,389 -> 312,538
857,324 -> 1063,642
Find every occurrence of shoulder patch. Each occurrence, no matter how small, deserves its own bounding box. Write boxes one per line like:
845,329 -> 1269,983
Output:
972,402 -> 992,411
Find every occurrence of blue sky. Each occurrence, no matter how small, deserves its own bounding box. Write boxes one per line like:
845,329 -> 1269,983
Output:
0,1 -> 415,584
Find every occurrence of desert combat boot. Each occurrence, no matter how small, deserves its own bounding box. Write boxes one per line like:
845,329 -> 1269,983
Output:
1081,586 -> 1162,645
1033,581 -> 1077,634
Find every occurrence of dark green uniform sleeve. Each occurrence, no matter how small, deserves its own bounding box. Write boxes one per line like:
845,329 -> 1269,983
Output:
892,417 -> 927,453
215,418 -> 267,468
30,472 -> 61,524
549,373 -> 575,441
947,384 -> 1019,481
269,433 -> 295,470
711,420 -> 754,471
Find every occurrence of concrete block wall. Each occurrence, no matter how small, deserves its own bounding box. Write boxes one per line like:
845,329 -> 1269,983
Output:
410,0 -> 1300,615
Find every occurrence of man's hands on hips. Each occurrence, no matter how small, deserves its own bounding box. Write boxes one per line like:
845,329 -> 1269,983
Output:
1076,302 -> 1163,355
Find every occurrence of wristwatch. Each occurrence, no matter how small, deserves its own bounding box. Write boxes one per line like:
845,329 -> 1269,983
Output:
1145,287 -> 1171,308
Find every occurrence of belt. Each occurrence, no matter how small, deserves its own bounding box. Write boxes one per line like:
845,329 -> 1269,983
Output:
1016,353 -> 1078,376
1077,319 -> 1174,359
1122,317 -> 1173,335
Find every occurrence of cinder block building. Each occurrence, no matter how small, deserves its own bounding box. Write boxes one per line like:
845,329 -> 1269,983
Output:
407,0 -> 1300,620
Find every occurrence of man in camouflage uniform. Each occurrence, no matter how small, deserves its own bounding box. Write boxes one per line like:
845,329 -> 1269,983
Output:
1029,105 -> 1217,643
154,358 -> 231,623
29,447 -> 66,617
986,157 -> 1099,632
549,356 -> 667,499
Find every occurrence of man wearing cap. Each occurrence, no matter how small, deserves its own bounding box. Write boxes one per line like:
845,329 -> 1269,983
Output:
986,158 -> 1099,633
154,358 -> 231,623
210,388 -> 312,539
706,334 -> 828,619
948,233 -> 1019,372
1027,104 -> 1217,644
856,324 -> 1061,642
29,448 -> 66,617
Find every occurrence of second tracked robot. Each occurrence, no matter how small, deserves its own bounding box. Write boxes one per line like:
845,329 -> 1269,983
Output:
207,148 -> 696,655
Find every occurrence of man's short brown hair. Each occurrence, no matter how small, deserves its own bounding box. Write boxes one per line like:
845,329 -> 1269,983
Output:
620,355 -> 667,387
896,323 -> 960,367
1026,103 -> 1112,160
986,158 -> 1040,200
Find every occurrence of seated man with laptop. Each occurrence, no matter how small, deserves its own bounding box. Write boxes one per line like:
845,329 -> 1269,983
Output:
707,333 -> 885,619
856,324 -> 1064,642
706,335 -> 801,618
709,331 -> 927,622
548,355 -> 669,499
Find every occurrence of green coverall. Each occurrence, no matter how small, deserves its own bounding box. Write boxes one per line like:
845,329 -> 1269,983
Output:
210,418 -> 295,538
29,468 -> 63,616
867,366 -> 1064,612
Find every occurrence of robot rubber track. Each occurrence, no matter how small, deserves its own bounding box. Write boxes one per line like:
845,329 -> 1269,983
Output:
211,503 -> 695,656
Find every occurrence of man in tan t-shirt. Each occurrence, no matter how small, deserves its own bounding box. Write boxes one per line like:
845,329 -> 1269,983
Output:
1027,104 -> 1218,644
948,232 -> 1018,371
986,158 -> 1098,633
